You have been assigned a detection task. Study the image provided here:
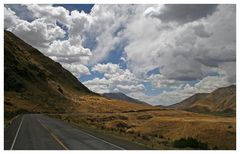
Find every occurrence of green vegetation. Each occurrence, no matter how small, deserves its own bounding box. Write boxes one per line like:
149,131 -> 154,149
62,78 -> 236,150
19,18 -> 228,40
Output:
173,137 -> 208,150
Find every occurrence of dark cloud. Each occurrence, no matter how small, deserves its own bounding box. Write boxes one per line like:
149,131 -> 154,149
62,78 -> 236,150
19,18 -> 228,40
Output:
157,4 -> 218,24
161,57 -> 204,81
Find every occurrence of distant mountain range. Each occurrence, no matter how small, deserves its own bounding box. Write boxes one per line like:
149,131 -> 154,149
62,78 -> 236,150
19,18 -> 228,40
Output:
102,93 -> 150,106
168,85 -> 236,115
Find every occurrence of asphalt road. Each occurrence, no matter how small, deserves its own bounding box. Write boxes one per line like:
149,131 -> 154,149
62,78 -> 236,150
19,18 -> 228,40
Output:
4,114 -> 147,150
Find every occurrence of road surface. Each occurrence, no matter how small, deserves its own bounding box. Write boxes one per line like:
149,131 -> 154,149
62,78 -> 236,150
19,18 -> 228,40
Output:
4,114 -> 147,150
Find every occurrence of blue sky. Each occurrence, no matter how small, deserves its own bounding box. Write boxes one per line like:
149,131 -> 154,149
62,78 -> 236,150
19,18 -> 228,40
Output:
53,4 -> 94,13
4,4 -> 236,105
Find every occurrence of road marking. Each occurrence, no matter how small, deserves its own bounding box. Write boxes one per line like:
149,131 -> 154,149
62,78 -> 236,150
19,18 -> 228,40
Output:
45,115 -> 126,150
10,115 -> 24,150
77,129 -> 125,150
37,119 -> 69,150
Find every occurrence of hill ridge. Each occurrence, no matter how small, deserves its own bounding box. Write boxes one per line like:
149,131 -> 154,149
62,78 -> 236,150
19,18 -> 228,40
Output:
168,85 -> 236,115
102,92 -> 150,106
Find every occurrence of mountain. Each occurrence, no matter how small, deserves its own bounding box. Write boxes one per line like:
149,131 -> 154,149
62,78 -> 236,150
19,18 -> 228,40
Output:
4,31 -> 153,121
169,85 -> 236,115
102,93 -> 150,106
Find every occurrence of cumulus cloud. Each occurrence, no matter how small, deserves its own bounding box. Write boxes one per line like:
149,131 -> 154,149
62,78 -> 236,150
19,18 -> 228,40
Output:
84,63 -> 144,94
92,63 -> 120,74
83,77 -> 111,93
13,18 -> 65,49
47,39 -> 92,64
4,4 -> 236,105
84,5 -> 136,64
123,4 -> 236,82
26,4 -> 71,25
92,63 -> 139,85
62,63 -> 90,77
114,84 -> 145,93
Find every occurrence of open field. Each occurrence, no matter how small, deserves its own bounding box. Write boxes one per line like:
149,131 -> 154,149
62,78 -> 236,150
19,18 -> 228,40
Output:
49,108 -> 236,150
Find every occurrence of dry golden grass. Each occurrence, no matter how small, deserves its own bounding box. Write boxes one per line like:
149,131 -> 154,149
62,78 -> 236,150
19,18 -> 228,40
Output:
50,106 -> 236,150
67,94 -> 155,113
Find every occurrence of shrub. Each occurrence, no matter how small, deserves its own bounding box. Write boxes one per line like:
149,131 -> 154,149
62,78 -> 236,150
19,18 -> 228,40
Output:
116,121 -> 128,128
137,114 -> 153,120
142,134 -> 151,141
228,125 -> 233,129
57,85 -> 64,94
173,137 -> 208,150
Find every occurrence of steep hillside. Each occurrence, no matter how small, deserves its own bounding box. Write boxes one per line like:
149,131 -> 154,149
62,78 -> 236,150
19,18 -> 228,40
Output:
102,93 -> 150,106
169,85 -> 236,115
4,31 -> 94,119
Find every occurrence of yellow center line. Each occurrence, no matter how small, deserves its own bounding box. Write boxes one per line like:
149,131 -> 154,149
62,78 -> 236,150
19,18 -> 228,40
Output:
36,119 -> 69,150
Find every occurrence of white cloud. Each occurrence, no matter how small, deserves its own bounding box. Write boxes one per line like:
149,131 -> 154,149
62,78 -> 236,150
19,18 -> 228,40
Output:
92,63 -> 120,74
114,84 -> 145,93
4,7 -> 21,29
27,4 -> 71,25
195,75 -> 231,93
143,5 -> 164,18
7,17 -> 66,49
47,39 -> 92,64
83,77 -> 111,93
123,4 -> 236,82
219,62 -> 236,83
92,63 -> 139,85
62,63 -> 90,77
147,74 -> 181,88
85,5 -> 137,64
84,63 -> 145,94
120,57 -> 126,62
68,10 -> 93,37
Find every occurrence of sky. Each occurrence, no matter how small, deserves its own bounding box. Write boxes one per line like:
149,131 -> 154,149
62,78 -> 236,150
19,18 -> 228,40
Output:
4,4 -> 236,106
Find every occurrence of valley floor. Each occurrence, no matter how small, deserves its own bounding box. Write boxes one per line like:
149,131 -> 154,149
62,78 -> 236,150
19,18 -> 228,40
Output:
49,109 -> 236,150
